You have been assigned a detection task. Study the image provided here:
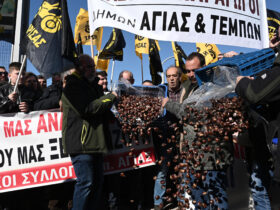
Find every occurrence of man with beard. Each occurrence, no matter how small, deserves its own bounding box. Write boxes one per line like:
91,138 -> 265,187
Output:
61,54 -> 118,210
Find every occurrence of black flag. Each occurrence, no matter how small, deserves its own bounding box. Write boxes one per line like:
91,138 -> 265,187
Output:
172,41 -> 187,71
149,39 -> 162,85
98,28 -> 126,61
76,33 -> 83,55
0,0 -> 17,43
21,0 -> 77,78
267,9 -> 280,40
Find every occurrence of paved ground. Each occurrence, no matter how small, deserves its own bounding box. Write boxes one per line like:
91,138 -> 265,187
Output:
227,159 -> 280,210
164,158 -> 280,210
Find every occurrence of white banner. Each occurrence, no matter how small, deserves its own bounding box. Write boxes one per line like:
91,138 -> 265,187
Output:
0,110 -> 156,193
87,0 -> 269,49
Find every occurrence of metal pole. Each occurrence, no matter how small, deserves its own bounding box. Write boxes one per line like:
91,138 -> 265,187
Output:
161,56 -> 174,84
141,58 -> 144,83
13,55 -> 27,92
11,0 -> 30,62
110,59 -> 115,90
90,37 -> 94,58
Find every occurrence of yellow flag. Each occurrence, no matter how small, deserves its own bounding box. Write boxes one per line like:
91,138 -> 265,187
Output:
74,8 -> 103,51
135,35 -> 149,59
94,55 -> 110,72
135,35 -> 160,59
196,43 -> 220,65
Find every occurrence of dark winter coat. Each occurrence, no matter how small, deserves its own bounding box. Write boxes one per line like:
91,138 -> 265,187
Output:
235,65 -> 280,169
34,83 -> 62,110
0,83 -> 41,114
61,72 -> 116,155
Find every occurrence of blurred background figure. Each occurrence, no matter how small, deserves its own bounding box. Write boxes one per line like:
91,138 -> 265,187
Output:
38,75 -> 47,89
0,66 -> 8,87
96,71 -> 108,92
118,70 -> 135,85
52,73 -> 62,85
34,70 -> 74,111
142,80 -> 153,86
21,72 -> 43,111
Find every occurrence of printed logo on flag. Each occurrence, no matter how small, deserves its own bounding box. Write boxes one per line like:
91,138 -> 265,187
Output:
36,2 -> 62,33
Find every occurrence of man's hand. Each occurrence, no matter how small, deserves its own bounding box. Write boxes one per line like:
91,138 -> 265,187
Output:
111,91 -> 118,98
162,97 -> 169,107
269,26 -> 280,48
19,102 -> 29,113
59,100 -> 63,112
232,132 -> 239,144
223,51 -> 239,58
8,92 -> 18,102
269,33 -> 280,48
236,76 -> 253,85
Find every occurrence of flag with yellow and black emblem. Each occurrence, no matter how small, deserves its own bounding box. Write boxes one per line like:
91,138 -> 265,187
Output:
21,0 -> 77,78
267,9 -> 280,40
135,35 -> 149,60
98,28 -> 126,61
74,8 -> 103,51
149,39 -> 162,85
94,55 -> 110,72
196,43 -> 220,65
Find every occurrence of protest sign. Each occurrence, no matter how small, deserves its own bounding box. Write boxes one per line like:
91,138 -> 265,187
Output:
0,110 -> 156,192
87,0 -> 269,49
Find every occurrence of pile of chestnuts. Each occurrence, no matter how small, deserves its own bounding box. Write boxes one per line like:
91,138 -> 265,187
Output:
156,97 -> 249,209
116,94 -> 163,146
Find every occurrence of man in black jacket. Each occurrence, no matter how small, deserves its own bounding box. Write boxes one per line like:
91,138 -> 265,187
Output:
34,79 -> 62,110
0,62 -> 29,113
235,65 -> 280,210
62,54 -> 118,210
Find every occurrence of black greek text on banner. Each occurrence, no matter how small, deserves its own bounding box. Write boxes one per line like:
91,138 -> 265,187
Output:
87,0 -> 269,49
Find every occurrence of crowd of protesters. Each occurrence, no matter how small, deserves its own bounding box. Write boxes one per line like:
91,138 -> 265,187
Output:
0,29 -> 280,210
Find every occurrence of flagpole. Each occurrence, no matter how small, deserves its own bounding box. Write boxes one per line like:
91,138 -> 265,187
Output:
90,36 -> 94,58
110,59 -> 115,90
13,55 -> 27,92
141,58 -> 144,83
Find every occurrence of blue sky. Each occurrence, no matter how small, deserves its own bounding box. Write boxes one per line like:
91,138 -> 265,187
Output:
26,0 -> 280,86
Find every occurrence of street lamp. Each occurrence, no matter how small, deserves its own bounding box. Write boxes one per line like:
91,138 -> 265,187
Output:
161,56 -> 174,84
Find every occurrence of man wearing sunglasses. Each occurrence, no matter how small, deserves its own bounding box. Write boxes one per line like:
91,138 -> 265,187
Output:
0,66 -> 8,87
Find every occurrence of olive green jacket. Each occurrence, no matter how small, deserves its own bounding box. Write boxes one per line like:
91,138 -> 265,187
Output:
61,73 -> 116,155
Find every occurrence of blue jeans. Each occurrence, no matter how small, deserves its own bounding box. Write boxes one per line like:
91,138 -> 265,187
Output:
248,161 -> 273,210
179,170 -> 228,210
71,154 -> 104,210
153,157 -> 168,206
